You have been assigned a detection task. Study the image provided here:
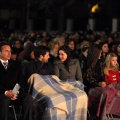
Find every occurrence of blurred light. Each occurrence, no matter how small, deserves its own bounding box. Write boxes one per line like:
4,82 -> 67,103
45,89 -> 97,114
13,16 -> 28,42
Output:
91,4 -> 99,13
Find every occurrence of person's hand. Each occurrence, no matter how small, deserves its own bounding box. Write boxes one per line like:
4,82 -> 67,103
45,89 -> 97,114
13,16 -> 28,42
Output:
101,82 -> 107,87
99,82 -> 107,87
11,93 -> 18,100
5,90 -> 18,100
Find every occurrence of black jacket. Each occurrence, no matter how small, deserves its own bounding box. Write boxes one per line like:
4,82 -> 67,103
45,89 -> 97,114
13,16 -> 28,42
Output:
25,59 -> 55,79
83,59 -> 104,88
0,59 -> 24,94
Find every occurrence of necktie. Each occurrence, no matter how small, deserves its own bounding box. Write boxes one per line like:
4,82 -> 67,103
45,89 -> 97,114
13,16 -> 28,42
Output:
3,62 -> 8,69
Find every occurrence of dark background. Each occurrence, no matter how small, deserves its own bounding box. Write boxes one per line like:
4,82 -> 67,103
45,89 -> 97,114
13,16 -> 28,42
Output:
0,0 -> 120,32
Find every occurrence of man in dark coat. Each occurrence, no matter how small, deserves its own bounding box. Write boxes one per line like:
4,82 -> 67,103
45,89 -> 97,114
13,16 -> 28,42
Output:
0,42 -> 33,120
25,45 -> 55,120
25,45 -> 55,80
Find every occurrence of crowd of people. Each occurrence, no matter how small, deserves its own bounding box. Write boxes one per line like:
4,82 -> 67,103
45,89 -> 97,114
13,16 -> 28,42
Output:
0,29 -> 120,120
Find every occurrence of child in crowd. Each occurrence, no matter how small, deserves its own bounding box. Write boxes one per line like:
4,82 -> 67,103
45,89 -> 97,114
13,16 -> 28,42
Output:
100,52 -> 120,87
88,52 -> 120,120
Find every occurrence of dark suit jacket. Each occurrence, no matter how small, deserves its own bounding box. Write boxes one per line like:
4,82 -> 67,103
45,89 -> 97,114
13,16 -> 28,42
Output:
25,59 -> 55,79
0,59 -> 24,94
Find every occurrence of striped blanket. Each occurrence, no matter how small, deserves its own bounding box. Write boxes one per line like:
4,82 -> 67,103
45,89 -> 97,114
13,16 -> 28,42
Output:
28,74 -> 87,120
88,82 -> 120,120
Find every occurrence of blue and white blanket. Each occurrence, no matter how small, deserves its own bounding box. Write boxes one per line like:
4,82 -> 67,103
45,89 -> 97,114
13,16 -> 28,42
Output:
28,74 -> 87,120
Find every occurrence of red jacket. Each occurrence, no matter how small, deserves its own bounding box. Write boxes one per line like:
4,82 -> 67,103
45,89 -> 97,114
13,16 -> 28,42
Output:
105,70 -> 120,85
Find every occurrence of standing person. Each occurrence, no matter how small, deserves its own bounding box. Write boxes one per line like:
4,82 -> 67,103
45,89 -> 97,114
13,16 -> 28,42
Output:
0,42 -> 33,120
54,45 -> 83,82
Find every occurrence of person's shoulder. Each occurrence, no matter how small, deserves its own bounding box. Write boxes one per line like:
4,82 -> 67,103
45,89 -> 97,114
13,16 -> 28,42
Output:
54,60 -> 62,65
9,59 -> 22,69
70,59 -> 79,64
47,61 -> 53,66
25,59 -> 36,67
71,59 -> 79,62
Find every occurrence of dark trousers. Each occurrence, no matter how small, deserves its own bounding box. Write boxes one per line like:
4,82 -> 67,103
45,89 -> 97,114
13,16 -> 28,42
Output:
0,93 -> 33,120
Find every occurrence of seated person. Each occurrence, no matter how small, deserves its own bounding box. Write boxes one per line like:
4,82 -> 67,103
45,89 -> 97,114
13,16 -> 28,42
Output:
25,45 -> 55,80
28,73 -> 87,120
99,52 -> 120,87
0,42 -> 32,120
88,52 -> 120,120
25,45 -> 55,119
26,45 -> 87,120
54,45 -> 83,82
48,40 -> 59,65
83,44 -> 104,92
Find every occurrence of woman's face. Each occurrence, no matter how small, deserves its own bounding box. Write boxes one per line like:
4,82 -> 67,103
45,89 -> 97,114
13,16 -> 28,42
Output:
68,41 -> 75,50
59,50 -> 68,62
102,43 -> 109,53
110,56 -> 118,67
15,41 -> 21,48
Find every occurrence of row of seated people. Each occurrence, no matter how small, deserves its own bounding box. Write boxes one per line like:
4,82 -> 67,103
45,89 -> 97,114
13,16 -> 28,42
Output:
0,41 -> 120,120
0,42 -> 87,120
23,45 -> 87,120
22,43 -> 120,120
81,43 -> 120,120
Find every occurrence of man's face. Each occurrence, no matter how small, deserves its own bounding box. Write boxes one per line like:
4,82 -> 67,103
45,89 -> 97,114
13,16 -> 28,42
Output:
42,52 -> 50,63
0,45 -> 11,61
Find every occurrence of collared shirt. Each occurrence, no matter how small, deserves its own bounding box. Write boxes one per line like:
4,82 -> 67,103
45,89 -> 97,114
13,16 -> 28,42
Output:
0,59 -> 8,69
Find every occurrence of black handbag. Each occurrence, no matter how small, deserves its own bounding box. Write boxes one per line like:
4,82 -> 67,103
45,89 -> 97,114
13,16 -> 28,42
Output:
83,67 -> 98,87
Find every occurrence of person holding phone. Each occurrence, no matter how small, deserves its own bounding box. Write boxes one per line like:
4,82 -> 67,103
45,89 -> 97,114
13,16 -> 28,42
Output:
0,42 -> 33,120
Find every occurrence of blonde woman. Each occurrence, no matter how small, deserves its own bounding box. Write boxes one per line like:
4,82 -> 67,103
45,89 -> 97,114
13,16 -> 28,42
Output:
88,53 -> 120,120
102,52 -> 120,86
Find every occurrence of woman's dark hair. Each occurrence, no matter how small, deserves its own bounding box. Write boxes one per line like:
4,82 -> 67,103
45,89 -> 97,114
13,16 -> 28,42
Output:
58,45 -> 72,72
114,41 -> 120,54
87,44 -> 101,69
23,45 -> 36,61
99,41 -> 108,49
65,38 -> 75,45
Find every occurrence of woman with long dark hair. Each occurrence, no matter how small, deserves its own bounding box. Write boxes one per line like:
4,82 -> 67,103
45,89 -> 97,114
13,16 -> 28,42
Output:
65,38 -> 79,59
114,41 -> 120,66
83,44 -> 104,92
54,45 -> 83,82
